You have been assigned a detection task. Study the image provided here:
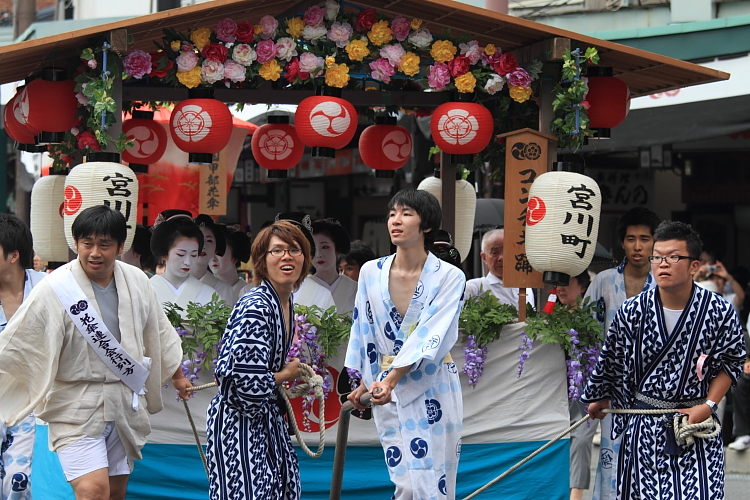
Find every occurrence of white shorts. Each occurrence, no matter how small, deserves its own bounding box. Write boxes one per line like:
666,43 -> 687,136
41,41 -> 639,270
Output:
57,422 -> 131,482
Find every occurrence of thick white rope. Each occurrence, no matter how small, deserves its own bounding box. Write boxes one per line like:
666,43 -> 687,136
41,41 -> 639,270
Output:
462,407 -> 720,500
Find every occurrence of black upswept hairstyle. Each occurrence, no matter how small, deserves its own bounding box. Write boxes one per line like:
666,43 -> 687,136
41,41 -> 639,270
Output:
194,214 -> 226,256
387,189 -> 442,248
131,224 -> 152,257
219,224 -> 251,267
340,240 -> 376,268
150,212 -> 204,259
0,214 -> 34,269
653,220 -> 703,260
72,205 -> 127,247
616,206 -> 661,243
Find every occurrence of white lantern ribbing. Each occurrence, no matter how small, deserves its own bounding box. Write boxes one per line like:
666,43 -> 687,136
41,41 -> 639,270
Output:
417,175 -> 476,262
63,161 -> 139,253
525,171 -> 601,285
30,174 -> 69,262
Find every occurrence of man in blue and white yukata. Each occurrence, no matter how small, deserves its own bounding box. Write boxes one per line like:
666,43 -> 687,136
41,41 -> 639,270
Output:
578,207 -> 660,500
346,190 -> 466,500
582,221 -> 747,500
0,215 -> 46,500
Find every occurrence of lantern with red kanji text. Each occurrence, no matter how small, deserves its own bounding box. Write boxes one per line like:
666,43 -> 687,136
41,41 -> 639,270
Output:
122,110 -> 168,173
295,86 -> 357,158
585,67 -> 630,139
23,68 -> 79,145
430,94 -> 493,164
251,116 -> 304,179
30,173 -> 70,262
63,160 -> 139,252
524,171 -> 601,285
170,87 -> 233,164
359,117 -> 412,178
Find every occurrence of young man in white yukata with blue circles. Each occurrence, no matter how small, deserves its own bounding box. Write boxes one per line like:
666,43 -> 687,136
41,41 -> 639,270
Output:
347,190 -> 466,500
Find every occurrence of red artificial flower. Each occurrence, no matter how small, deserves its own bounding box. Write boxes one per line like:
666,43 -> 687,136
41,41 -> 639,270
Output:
60,154 -> 73,164
494,53 -> 518,76
414,108 -> 433,118
581,100 -> 591,110
77,130 -> 101,151
149,51 -> 174,78
448,56 -> 471,77
201,43 -> 229,63
355,8 -> 378,31
236,21 -> 255,43
284,58 -> 300,83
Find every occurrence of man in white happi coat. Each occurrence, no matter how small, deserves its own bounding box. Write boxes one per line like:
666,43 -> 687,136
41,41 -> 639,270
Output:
0,215 -> 46,500
0,206 -> 187,500
464,229 -> 535,309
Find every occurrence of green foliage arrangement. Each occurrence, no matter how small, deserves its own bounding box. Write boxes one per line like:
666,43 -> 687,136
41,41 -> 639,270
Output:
459,289 -> 518,347
294,304 -> 352,360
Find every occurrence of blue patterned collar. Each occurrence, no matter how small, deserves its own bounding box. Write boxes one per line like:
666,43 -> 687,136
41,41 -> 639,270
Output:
616,257 -> 627,274
617,257 -> 655,292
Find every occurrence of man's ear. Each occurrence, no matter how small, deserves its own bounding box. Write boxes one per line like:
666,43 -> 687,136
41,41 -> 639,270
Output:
8,250 -> 20,264
117,242 -> 125,256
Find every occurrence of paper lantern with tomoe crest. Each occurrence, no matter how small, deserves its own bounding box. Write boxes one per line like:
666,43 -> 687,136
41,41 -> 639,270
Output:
359,117 -> 412,178
122,110 -> 168,172
170,88 -> 233,164
63,162 -> 139,253
23,68 -> 79,144
295,86 -> 357,158
30,174 -> 70,262
251,116 -> 304,179
525,171 -> 601,285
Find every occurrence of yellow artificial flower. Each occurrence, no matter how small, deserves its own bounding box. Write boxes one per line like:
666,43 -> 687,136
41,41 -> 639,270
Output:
190,28 -> 211,51
398,51 -> 421,77
411,19 -> 423,30
170,40 -> 181,51
286,17 -> 305,38
345,38 -> 370,61
430,40 -> 457,63
401,107 -> 414,115
254,24 -> 264,35
325,64 -> 350,88
455,72 -> 477,93
367,20 -> 393,47
325,56 -> 336,69
259,60 -> 282,81
509,85 -> 533,103
176,67 -> 202,89
484,44 -> 496,56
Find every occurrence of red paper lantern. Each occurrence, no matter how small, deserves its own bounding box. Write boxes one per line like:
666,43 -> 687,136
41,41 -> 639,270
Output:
170,88 -> 233,164
122,110 -> 168,173
23,68 -> 79,145
586,68 -> 630,138
359,117 -> 412,178
295,87 -> 357,158
3,93 -> 40,149
251,116 -> 304,179
430,99 -> 493,163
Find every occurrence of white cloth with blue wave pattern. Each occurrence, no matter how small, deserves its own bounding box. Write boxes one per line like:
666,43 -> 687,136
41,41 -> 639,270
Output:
345,253 -> 466,500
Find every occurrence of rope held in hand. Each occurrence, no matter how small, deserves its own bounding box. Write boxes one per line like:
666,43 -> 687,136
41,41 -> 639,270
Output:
182,362 -> 327,480
462,407 -> 721,500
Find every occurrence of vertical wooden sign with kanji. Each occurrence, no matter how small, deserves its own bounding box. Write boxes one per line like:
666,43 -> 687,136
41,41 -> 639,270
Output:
199,151 -> 227,215
498,128 -> 557,292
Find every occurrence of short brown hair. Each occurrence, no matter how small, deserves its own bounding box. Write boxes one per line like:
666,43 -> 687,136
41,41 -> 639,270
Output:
251,220 -> 311,290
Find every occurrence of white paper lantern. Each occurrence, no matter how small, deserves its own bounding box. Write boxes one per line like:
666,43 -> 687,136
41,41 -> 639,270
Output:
30,175 -> 69,262
417,176 -> 476,262
525,171 -> 601,285
63,162 -> 139,253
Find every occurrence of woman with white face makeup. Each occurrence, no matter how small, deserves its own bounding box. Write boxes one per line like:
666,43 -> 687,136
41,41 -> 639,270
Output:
209,225 -> 252,307
193,214 -> 233,305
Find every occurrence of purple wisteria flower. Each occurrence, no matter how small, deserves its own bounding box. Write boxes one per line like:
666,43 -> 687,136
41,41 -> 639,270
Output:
463,335 -> 488,388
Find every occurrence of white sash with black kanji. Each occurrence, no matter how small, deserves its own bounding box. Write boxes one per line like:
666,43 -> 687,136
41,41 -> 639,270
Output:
47,267 -> 151,411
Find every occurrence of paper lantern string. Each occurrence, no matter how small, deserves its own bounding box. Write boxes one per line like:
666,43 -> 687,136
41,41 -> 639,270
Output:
100,41 -> 111,132
543,287 -> 558,314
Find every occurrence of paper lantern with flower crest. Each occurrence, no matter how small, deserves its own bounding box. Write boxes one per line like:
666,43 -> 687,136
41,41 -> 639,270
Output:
417,172 -> 476,263
295,86 -> 357,158
525,171 -> 601,286
251,116 -> 304,178
22,68 -> 79,144
122,110 -> 168,172
170,88 -> 233,164
30,174 -> 70,262
430,98 -> 493,163
359,117 -> 412,178
63,159 -> 139,253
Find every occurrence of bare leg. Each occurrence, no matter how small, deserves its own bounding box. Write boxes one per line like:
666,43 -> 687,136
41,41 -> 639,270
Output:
70,468 -> 129,500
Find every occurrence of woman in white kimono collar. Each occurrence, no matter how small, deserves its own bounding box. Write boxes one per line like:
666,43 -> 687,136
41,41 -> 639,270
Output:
346,190 -> 466,500
210,224 -> 253,307
310,218 -> 358,316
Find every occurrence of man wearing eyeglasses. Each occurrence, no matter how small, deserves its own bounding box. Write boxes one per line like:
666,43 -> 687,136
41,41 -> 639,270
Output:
582,221 -> 746,500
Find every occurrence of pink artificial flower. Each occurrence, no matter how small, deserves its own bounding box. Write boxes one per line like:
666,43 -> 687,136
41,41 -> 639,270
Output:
391,16 -> 410,42
223,60 -> 246,83
427,62 -> 451,91
215,18 -> 238,43
255,40 -> 277,64
275,37 -> 298,62
299,52 -> 324,75
123,49 -> 152,79
201,60 -> 225,84
75,92 -> 89,106
304,6 -> 325,27
369,57 -> 396,83
328,21 -> 353,48
232,44 -> 257,66
176,50 -> 199,72
507,68 -> 533,88
259,15 -> 279,40
181,42 -> 195,52
379,44 -> 405,66
581,100 -> 591,110
87,59 -> 97,69
459,40 -> 482,65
